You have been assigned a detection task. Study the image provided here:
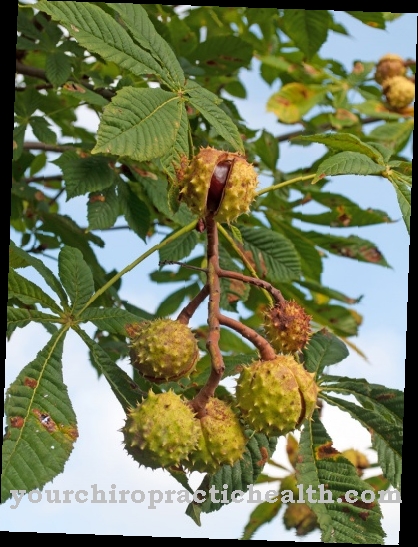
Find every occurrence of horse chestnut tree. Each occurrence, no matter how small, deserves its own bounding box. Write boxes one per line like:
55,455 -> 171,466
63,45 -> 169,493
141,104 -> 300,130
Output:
8,4 -> 409,542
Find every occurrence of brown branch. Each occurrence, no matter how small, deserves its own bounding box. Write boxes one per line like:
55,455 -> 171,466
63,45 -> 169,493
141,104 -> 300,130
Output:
190,215 -> 224,418
218,268 -> 285,305
20,174 -> 63,184
219,314 -> 276,361
177,284 -> 210,325
16,60 -> 115,100
23,142 -> 74,152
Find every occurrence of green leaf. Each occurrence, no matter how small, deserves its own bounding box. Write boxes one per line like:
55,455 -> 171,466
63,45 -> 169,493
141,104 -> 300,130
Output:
320,376 -> 403,492
108,3 -> 184,87
8,269 -> 63,314
189,35 -> 253,75
79,307 -> 146,337
352,100 -> 403,120
159,231 -> 199,263
239,225 -> 301,283
302,329 -> 349,375
54,151 -> 115,200
2,328 -> 78,504
312,152 -> 384,183
58,246 -> 94,315
61,82 -> 109,107
290,190 -> 393,228
94,87 -> 181,161
294,132 -> 384,164
13,124 -> 26,160
40,213 -> 109,295
267,83 -> 326,124
305,231 -> 390,267
36,1 -> 173,86
117,181 -> 151,241
9,241 -> 68,306
45,51 -> 72,86
388,174 -> 411,234
298,278 -> 361,305
241,498 -> 282,540
7,307 -> 61,333
75,327 -> 143,412
29,116 -> 57,145
345,11 -> 386,29
268,219 -> 323,282
87,185 -> 119,230
159,101 -> 190,183
254,129 -> 279,171
296,413 -> 385,543
282,10 -> 331,59
368,121 -> 414,154
185,81 -> 244,153
186,432 -> 277,524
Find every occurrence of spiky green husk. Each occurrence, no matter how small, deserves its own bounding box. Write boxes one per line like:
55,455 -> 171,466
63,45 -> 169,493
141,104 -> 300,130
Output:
235,356 -> 318,437
375,53 -> 406,84
178,147 -> 259,223
382,75 -> 415,109
129,318 -> 199,383
263,301 -> 312,354
123,391 -> 200,469
185,398 -> 247,474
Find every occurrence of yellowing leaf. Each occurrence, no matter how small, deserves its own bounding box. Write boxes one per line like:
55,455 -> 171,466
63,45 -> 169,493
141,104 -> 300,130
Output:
267,83 -> 324,123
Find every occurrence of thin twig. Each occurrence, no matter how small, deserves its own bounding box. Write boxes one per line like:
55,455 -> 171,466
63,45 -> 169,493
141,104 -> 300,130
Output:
217,268 -> 285,306
177,284 -> 210,325
219,314 -> 276,361
23,142 -> 74,152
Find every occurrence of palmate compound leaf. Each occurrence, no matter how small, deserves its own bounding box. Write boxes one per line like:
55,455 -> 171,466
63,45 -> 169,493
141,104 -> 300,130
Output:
2,328 -> 77,504
320,376 -> 403,492
296,412 -> 386,544
186,432 -> 277,526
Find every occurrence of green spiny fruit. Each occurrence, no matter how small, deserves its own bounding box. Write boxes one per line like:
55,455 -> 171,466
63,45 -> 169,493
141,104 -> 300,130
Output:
263,301 -> 312,354
185,397 -> 247,474
382,75 -> 415,109
123,390 -> 200,469
375,53 -> 406,84
128,318 -> 199,383
235,355 -> 318,437
177,146 -> 259,223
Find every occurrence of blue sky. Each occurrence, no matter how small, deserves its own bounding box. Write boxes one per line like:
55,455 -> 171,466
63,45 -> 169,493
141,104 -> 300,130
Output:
6,9 -> 414,541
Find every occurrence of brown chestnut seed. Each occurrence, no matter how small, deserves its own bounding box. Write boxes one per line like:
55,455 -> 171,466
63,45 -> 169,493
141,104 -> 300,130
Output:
206,160 -> 232,213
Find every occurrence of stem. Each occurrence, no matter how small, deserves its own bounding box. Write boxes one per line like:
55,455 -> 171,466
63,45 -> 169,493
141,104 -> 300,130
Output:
256,174 -> 316,197
177,284 -> 210,325
218,268 -> 285,306
23,142 -> 74,152
217,223 -> 273,305
77,221 -> 197,316
191,215 -> 224,417
219,314 -> 276,361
